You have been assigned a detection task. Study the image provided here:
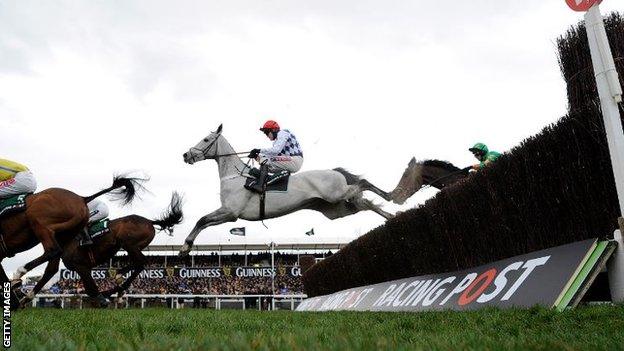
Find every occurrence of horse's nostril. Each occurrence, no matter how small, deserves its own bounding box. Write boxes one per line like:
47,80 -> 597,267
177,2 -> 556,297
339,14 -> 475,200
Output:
183,152 -> 188,158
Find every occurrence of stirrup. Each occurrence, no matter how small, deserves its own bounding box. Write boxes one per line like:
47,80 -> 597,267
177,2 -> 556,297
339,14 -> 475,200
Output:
247,180 -> 264,194
79,229 -> 94,246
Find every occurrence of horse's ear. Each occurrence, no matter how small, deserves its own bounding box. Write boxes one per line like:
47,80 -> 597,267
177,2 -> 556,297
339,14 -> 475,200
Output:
409,157 -> 416,166
216,124 -> 223,133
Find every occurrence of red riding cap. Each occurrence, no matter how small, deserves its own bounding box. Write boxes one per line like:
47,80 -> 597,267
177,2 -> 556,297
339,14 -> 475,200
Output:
260,120 -> 280,132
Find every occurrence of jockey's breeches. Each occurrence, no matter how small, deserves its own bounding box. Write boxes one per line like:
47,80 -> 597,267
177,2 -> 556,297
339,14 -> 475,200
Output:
87,199 -> 110,223
259,155 -> 303,173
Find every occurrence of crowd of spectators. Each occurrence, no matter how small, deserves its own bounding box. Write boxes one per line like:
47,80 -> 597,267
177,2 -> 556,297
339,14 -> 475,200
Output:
53,274 -> 303,295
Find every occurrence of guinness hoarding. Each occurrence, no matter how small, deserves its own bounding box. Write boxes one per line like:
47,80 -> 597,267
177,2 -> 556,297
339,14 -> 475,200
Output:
59,265 -> 302,281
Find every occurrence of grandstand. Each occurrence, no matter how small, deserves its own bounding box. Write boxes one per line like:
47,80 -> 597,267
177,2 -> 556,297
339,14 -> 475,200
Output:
35,242 -> 346,310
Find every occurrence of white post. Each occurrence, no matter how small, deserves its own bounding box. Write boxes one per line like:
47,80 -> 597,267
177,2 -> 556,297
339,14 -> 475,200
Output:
584,4 -> 624,303
608,229 -> 624,302
585,5 -> 624,215
271,242 -> 275,296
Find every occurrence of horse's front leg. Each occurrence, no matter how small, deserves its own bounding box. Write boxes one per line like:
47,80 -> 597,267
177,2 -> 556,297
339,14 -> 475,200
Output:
21,258 -> 60,307
179,207 -> 237,257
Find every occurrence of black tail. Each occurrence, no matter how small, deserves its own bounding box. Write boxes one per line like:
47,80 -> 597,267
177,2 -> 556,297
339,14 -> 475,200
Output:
333,168 -> 361,185
151,192 -> 184,235
83,175 -> 147,205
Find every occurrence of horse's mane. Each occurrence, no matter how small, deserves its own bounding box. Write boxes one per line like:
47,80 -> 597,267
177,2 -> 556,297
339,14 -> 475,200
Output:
422,159 -> 461,172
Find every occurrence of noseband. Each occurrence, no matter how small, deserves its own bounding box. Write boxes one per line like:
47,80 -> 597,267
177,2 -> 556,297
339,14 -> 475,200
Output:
188,133 -> 251,163
189,133 -> 221,162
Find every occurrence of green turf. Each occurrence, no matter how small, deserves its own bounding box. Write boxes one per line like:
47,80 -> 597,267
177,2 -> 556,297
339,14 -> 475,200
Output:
10,305 -> 624,350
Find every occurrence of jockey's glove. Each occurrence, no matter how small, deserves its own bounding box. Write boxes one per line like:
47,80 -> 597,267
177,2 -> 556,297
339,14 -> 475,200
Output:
248,149 -> 261,159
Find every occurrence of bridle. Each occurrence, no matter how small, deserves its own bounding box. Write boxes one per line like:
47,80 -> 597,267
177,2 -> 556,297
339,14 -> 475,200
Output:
393,164 -> 468,200
189,133 -> 251,162
189,132 -> 221,162
187,132 -> 253,175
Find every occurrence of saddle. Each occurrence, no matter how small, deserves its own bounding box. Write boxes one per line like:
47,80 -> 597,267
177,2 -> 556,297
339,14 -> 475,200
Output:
79,218 -> 111,246
243,170 -> 291,220
0,194 -> 28,219
244,170 -> 290,193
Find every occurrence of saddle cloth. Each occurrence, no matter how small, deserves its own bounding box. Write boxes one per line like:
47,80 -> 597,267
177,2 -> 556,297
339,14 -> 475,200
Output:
0,194 -> 28,219
88,218 -> 111,240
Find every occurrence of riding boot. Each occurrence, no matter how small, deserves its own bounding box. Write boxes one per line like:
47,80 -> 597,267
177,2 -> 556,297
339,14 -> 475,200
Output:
249,163 -> 269,193
248,167 -> 261,178
80,227 -> 93,246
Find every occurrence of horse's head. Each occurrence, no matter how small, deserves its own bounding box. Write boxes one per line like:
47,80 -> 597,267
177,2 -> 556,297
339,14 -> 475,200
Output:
183,124 -> 223,164
391,157 -> 422,205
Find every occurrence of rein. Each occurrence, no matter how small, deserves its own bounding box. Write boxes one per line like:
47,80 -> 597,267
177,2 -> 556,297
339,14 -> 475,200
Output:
190,133 -> 251,160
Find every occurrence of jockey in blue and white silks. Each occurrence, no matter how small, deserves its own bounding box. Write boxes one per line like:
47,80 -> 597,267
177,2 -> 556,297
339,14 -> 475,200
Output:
247,120 -> 304,192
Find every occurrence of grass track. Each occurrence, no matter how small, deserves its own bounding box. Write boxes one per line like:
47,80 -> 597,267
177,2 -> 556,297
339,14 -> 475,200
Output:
10,305 -> 624,350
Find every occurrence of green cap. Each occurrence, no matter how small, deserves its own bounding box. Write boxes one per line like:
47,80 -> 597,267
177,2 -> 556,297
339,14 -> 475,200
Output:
469,143 -> 489,153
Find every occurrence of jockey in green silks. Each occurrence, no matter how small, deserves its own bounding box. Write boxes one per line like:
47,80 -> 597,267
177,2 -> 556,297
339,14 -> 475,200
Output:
469,143 -> 500,171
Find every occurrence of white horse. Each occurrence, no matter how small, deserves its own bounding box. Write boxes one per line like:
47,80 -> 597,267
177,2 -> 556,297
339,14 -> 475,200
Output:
179,124 -> 393,256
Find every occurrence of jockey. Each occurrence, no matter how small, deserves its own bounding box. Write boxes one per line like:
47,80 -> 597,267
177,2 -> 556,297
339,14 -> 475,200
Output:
0,158 -> 37,199
247,120 -> 303,193
469,143 -> 500,171
80,199 -> 110,246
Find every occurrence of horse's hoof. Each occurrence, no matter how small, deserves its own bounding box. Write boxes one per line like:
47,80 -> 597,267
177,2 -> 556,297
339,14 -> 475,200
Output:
179,244 -> 191,257
96,295 -> 110,308
18,296 -> 32,309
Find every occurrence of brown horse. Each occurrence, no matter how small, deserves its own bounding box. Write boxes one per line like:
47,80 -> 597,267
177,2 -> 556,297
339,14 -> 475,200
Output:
1,176 -> 142,309
390,158 -> 469,204
24,192 -> 183,306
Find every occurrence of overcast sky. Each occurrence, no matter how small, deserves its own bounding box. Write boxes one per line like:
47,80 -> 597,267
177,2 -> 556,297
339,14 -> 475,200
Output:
1,1 -> 622,277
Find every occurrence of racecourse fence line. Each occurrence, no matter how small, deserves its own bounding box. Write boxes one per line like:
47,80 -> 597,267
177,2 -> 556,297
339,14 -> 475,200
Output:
32,294 -> 306,310
303,12 -> 624,297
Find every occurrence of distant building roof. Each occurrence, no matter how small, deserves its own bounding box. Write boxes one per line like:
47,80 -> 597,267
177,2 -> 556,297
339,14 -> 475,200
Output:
139,242 -> 349,253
